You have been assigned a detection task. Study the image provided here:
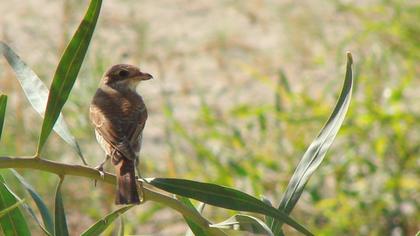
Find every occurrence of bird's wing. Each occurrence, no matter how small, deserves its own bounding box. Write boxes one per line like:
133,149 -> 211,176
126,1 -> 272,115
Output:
127,104 -> 147,154
90,102 -> 138,161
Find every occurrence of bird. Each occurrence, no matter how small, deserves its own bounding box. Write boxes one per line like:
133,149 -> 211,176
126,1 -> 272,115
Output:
89,64 -> 152,204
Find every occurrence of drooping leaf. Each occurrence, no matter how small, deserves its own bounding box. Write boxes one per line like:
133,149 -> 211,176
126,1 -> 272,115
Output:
37,0 -> 102,154
271,52 -> 354,233
179,197 -> 216,236
20,201 -> 52,236
0,174 -> 31,236
0,95 -> 7,141
54,178 -> 69,236
81,205 -> 133,236
148,178 -> 312,236
211,214 -> 274,236
12,170 -> 54,235
0,42 -> 86,164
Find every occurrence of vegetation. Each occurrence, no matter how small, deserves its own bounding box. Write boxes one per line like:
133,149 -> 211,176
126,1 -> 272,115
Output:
0,0 -> 418,235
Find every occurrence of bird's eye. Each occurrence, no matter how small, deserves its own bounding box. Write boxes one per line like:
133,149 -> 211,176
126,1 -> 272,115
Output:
118,69 -> 129,77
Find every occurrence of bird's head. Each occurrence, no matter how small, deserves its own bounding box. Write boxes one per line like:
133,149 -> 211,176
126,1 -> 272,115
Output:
102,64 -> 153,90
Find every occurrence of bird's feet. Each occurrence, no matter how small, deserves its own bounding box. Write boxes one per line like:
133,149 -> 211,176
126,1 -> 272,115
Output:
93,156 -> 110,186
94,164 -> 106,187
136,179 -> 145,203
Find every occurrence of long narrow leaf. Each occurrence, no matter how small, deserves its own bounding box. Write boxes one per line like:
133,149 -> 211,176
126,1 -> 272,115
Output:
81,206 -> 132,236
54,178 -> 69,236
117,217 -> 124,236
11,170 -> 54,235
179,197 -> 215,236
261,196 -> 274,227
5,170 -> 51,235
148,178 -> 313,236
0,95 -> 7,141
211,214 -> 274,236
21,201 -> 52,236
37,0 -> 102,154
0,174 -> 31,236
0,200 -> 24,219
271,52 -> 354,233
0,42 -> 86,164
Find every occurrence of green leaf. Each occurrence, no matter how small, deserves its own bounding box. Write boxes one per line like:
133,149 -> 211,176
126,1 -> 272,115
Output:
54,178 -> 69,236
271,52 -> 354,233
81,206 -> 133,236
0,174 -> 31,236
211,214 -> 274,236
261,196 -> 274,227
117,217 -> 124,236
0,95 -> 7,141
0,200 -> 25,219
20,201 -> 52,236
179,197 -> 215,236
37,0 -> 102,154
147,178 -> 313,236
0,41 -> 86,164
11,170 -> 54,235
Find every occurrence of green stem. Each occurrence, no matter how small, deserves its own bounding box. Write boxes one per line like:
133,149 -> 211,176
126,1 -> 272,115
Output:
0,156 -> 222,235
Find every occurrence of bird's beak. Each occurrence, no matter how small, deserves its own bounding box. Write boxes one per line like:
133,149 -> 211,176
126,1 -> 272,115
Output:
134,71 -> 153,81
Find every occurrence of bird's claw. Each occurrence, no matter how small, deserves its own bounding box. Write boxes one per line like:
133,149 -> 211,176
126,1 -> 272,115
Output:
136,180 -> 145,203
94,165 -> 105,187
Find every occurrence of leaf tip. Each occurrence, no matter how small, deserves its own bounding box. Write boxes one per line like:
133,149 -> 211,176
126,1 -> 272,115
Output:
346,51 -> 353,65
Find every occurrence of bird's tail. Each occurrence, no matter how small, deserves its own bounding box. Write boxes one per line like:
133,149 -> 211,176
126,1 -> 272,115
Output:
114,159 -> 140,205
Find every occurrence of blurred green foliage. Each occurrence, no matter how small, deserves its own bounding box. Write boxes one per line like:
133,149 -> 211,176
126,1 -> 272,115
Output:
159,1 -> 420,235
0,0 -> 418,235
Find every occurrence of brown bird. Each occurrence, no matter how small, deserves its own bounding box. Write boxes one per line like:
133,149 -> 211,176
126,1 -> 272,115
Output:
89,64 -> 152,204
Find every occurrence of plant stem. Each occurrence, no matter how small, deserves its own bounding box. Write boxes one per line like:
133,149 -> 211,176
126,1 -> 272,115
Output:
0,156 -> 223,235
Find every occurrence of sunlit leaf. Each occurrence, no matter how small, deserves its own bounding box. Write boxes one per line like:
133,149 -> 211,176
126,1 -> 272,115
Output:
211,214 -> 274,236
0,42 -> 86,164
12,170 -> 54,235
148,178 -> 313,236
81,205 -> 132,236
37,0 -> 102,154
117,217 -> 124,236
271,52 -> 354,233
54,178 -> 69,236
0,174 -> 31,236
179,197 -> 215,236
0,95 -> 7,141
0,200 -> 24,219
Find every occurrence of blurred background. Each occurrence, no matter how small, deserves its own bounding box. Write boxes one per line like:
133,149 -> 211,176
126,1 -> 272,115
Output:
0,0 -> 419,235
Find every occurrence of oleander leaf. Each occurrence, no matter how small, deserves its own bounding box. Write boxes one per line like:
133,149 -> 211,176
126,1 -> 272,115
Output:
271,52 -> 354,234
0,173 -> 31,236
0,95 -> 7,141
12,170 -> 53,235
81,206 -> 133,236
37,0 -> 102,154
0,200 -> 24,219
0,42 -> 86,164
211,214 -> 274,236
148,178 -> 312,236
179,197 -> 217,236
54,178 -> 69,236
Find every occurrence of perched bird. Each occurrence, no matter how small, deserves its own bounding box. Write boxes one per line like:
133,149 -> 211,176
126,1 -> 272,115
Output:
89,64 -> 152,204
